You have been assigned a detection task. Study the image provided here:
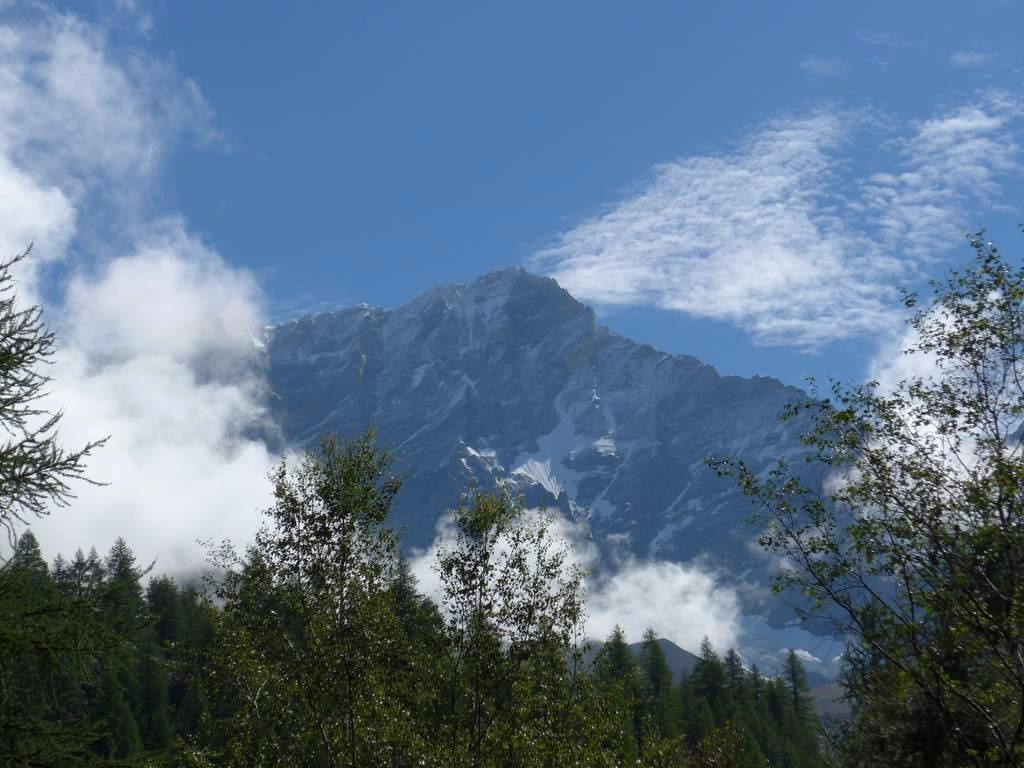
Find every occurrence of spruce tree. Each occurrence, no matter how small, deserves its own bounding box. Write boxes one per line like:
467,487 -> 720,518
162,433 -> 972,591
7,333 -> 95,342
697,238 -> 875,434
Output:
637,628 -> 681,743
783,649 -> 811,722
692,636 -> 726,719
593,626 -> 641,762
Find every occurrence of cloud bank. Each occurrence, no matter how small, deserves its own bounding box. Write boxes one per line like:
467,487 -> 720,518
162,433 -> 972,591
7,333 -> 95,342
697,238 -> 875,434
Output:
0,6 -> 275,571
532,95 -> 1022,349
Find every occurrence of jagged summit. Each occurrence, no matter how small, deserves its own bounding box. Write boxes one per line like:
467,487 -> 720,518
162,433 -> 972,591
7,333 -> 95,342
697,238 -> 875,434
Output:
402,266 -> 564,307
274,268 -> 590,347
265,269 -> 806,580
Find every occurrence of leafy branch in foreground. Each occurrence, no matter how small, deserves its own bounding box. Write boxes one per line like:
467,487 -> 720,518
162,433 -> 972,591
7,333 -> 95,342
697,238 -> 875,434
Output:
712,233 -> 1024,768
0,246 -> 105,547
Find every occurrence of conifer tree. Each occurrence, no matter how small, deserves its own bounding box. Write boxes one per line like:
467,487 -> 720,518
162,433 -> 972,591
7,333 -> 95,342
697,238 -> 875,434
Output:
638,628 -> 681,743
0,248 -> 109,766
692,636 -> 726,718
724,649 -> 745,692
749,664 -> 763,704
97,666 -> 143,759
593,625 -> 641,762
783,650 -> 811,723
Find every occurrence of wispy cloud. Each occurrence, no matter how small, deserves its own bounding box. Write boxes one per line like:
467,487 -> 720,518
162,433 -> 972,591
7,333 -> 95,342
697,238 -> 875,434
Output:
531,95 -> 1022,349
859,95 -> 1020,260
0,9 -> 219,266
950,50 -> 996,69
800,56 -> 846,77
0,5 -> 275,570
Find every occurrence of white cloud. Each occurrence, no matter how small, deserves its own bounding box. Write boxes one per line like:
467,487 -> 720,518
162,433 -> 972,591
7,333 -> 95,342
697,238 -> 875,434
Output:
60,221 -> 262,364
856,98 -> 1020,268
950,50 -> 996,69
0,5 -> 275,570
30,224 -> 275,571
800,56 -> 846,76
585,558 -> 740,652
0,8 -> 217,261
410,508 -> 741,654
0,155 -> 75,270
866,324 -> 931,394
532,96 -> 1022,349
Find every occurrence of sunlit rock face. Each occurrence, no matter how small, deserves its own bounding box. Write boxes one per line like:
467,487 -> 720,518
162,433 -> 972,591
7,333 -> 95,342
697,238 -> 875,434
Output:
263,268 -> 808,579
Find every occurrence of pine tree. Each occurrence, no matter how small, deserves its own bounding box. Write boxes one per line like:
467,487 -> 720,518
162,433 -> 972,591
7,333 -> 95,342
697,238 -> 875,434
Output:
98,667 -> 143,759
104,537 -> 145,630
0,246 -> 107,766
638,628 -> 681,743
10,530 -> 47,581
146,575 -> 184,646
783,649 -> 811,723
724,649 -> 745,691
138,642 -> 172,751
692,635 -> 726,719
749,664 -> 764,704
595,625 -> 635,682
589,626 -> 639,762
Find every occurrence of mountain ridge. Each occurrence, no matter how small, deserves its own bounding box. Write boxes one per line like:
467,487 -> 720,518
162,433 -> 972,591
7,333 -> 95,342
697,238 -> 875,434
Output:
263,268 -> 807,568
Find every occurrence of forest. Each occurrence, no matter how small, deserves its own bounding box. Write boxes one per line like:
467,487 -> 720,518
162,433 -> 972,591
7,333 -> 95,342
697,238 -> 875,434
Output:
2,478 -> 821,767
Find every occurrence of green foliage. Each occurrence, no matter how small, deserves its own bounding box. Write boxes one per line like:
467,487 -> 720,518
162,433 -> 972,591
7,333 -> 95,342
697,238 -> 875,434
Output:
435,490 -> 597,766
713,233 -> 1024,767
638,628 -> 682,744
0,246 -> 113,767
201,429 -> 426,767
592,625 -> 642,762
0,469 -> 825,768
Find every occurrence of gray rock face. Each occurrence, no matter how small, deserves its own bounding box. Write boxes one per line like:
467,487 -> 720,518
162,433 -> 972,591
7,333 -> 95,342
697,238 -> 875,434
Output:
264,268 -> 808,581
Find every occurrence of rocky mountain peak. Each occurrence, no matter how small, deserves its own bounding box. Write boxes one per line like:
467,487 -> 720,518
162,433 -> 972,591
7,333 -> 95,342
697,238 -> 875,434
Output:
265,269 -> 804,565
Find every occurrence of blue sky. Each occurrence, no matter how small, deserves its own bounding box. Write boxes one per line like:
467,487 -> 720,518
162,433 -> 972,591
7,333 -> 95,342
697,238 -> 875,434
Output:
41,0 -> 1024,388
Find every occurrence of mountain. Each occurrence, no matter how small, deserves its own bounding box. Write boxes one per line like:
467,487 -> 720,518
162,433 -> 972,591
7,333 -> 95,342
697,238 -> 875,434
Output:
264,268 -> 807,577
262,268 -> 836,673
